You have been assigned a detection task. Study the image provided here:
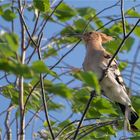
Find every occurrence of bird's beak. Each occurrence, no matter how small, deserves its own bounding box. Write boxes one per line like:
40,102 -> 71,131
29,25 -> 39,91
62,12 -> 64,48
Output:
64,34 -> 83,39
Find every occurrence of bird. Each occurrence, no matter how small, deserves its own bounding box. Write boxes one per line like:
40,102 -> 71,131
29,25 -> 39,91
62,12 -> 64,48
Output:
80,31 -> 139,131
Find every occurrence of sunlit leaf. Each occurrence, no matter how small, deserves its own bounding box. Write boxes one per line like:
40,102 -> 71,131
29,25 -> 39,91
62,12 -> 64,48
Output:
118,62 -> 128,71
54,3 -> 76,22
134,26 -> 140,37
47,83 -> 73,99
4,33 -> 19,51
123,37 -> 134,52
125,8 -> 140,17
105,37 -> 134,54
132,96 -> 140,114
48,100 -> 64,111
91,97 -> 118,115
33,0 -> 50,12
77,7 -> 96,19
74,18 -> 93,32
73,71 -> 101,94
58,120 -> 71,128
0,32 -> 19,57
2,85 -> 18,105
135,118 -> 140,131
2,9 -> 16,21
31,60 -> 58,77
0,6 -> 3,15
0,59 -> 34,78
43,48 -> 57,58
94,17 -> 104,29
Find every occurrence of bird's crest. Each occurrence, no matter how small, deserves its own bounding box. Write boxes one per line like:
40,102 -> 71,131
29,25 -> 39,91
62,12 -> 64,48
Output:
99,32 -> 113,43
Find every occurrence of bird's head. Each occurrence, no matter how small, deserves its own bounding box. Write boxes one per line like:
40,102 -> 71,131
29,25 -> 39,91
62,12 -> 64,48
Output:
82,31 -> 113,45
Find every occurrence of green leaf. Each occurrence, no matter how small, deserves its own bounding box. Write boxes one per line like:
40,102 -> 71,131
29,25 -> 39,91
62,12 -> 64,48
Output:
0,59 -> 34,78
77,7 -> 96,20
33,0 -> 50,12
105,37 -> 134,54
118,62 -> 128,71
74,18 -> 93,32
74,19 -> 87,30
132,96 -> 140,114
0,32 -> 19,57
73,71 -> 101,94
134,26 -> 140,37
60,26 -> 76,36
135,118 -> 140,131
31,60 -> 49,73
2,9 -> 16,21
74,88 -> 90,104
58,120 -> 71,128
94,17 -> 104,29
101,125 -> 115,135
31,60 -> 57,77
109,22 -> 122,35
123,37 -> 134,52
2,85 -> 19,105
54,3 -> 76,22
130,136 -> 140,140
0,6 -> 3,15
48,100 -> 64,111
47,83 -> 73,99
91,97 -> 118,115
131,96 -> 140,129
43,120 -> 56,127
125,8 -> 140,17
5,33 -> 19,52
43,48 -> 57,58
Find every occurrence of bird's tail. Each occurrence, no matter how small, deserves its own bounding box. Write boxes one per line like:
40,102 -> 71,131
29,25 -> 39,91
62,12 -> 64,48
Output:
117,103 -> 139,131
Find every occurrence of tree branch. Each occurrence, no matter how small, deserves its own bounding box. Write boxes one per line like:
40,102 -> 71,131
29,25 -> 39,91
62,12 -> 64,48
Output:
5,103 -> 14,140
37,34 -> 55,139
73,91 -> 96,140
18,1 -> 26,139
121,0 -> 126,37
77,119 -> 118,140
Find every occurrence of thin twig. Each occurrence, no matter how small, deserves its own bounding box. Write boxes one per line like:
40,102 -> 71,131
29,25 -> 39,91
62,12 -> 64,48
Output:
121,0 -> 126,37
25,106 -> 43,129
37,34 -> 55,139
77,120 -> 118,140
73,91 -> 95,140
17,9 -> 38,49
4,103 -> 14,140
55,117 -> 100,139
25,11 -> 40,51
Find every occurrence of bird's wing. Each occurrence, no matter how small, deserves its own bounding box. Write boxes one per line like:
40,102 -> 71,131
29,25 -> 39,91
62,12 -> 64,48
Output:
99,51 -> 139,129
100,51 -> 127,93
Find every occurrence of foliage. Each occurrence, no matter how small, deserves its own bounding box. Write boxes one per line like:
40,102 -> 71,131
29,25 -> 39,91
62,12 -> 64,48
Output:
0,0 -> 140,140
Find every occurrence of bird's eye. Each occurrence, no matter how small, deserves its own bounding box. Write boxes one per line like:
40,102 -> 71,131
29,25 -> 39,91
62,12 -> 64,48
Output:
89,32 -> 92,35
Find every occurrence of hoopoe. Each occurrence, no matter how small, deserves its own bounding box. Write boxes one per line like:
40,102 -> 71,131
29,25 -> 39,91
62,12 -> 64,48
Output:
81,31 -> 139,131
